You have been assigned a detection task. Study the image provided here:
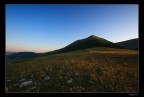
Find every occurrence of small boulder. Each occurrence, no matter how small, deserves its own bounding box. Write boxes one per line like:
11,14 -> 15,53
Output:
19,81 -> 32,88
67,78 -> 73,84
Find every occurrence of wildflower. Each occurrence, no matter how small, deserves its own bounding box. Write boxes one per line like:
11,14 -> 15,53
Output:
13,83 -> 18,87
89,81 -> 94,84
44,83 -> 49,85
75,72 -> 79,76
5,86 -> 8,92
31,87 -> 36,90
6,80 -> 11,82
101,67 -> 104,70
20,79 -> 26,83
31,75 -> 33,78
67,78 -> 73,84
41,74 -> 45,77
61,86 -> 64,88
33,82 -> 41,86
19,81 -> 32,88
44,77 -> 50,80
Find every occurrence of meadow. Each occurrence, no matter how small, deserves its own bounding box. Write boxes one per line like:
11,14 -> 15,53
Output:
5,47 -> 138,93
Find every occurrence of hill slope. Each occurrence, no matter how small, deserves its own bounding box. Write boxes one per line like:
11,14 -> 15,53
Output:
116,38 -> 138,50
6,47 -> 138,92
45,35 -> 124,55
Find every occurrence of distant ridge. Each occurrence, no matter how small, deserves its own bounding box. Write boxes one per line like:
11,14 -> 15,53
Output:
6,52 -> 15,55
6,52 -> 42,64
116,38 -> 138,50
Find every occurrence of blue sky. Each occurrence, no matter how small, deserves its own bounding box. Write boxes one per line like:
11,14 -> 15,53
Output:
6,4 -> 138,53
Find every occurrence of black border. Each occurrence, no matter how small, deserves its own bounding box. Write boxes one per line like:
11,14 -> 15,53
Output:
139,1 -> 144,96
4,0 -> 141,4
2,0 -> 144,96
1,3 -> 6,95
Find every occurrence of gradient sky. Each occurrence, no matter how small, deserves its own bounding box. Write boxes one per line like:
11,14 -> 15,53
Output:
6,4 -> 138,53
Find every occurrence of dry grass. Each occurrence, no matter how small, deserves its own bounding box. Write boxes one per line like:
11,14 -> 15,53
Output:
5,48 -> 138,93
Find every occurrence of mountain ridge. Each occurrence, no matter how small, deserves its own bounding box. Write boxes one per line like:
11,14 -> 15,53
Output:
44,35 -> 124,55
116,38 -> 138,50
6,35 -> 138,64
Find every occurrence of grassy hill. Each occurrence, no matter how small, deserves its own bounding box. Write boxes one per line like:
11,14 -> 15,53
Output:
116,38 -> 138,50
60,35 -> 124,51
5,47 -> 138,92
44,35 -> 124,56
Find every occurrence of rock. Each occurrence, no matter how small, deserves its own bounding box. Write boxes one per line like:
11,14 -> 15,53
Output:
19,81 -> 32,88
67,78 -> 73,84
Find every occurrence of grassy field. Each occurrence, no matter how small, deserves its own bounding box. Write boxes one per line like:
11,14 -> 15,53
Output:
5,47 -> 138,93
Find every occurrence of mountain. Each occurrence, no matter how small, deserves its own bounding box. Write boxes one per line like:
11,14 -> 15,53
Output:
116,38 -> 138,50
8,52 -> 39,59
6,52 -> 42,64
6,52 -> 16,55
45,35 -> 124,55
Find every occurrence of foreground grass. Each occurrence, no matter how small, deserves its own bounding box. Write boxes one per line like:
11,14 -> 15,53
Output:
5,48 -> 138,93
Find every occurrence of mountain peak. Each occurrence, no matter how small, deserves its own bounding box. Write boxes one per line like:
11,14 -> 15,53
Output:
87,35 -> 101,39
88,35 -> 96,38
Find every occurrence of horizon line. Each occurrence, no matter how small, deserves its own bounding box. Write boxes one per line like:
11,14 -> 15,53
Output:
6,37 -> 138,53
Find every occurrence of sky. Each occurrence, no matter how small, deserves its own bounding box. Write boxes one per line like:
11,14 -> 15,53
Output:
6,4 -> 138,53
